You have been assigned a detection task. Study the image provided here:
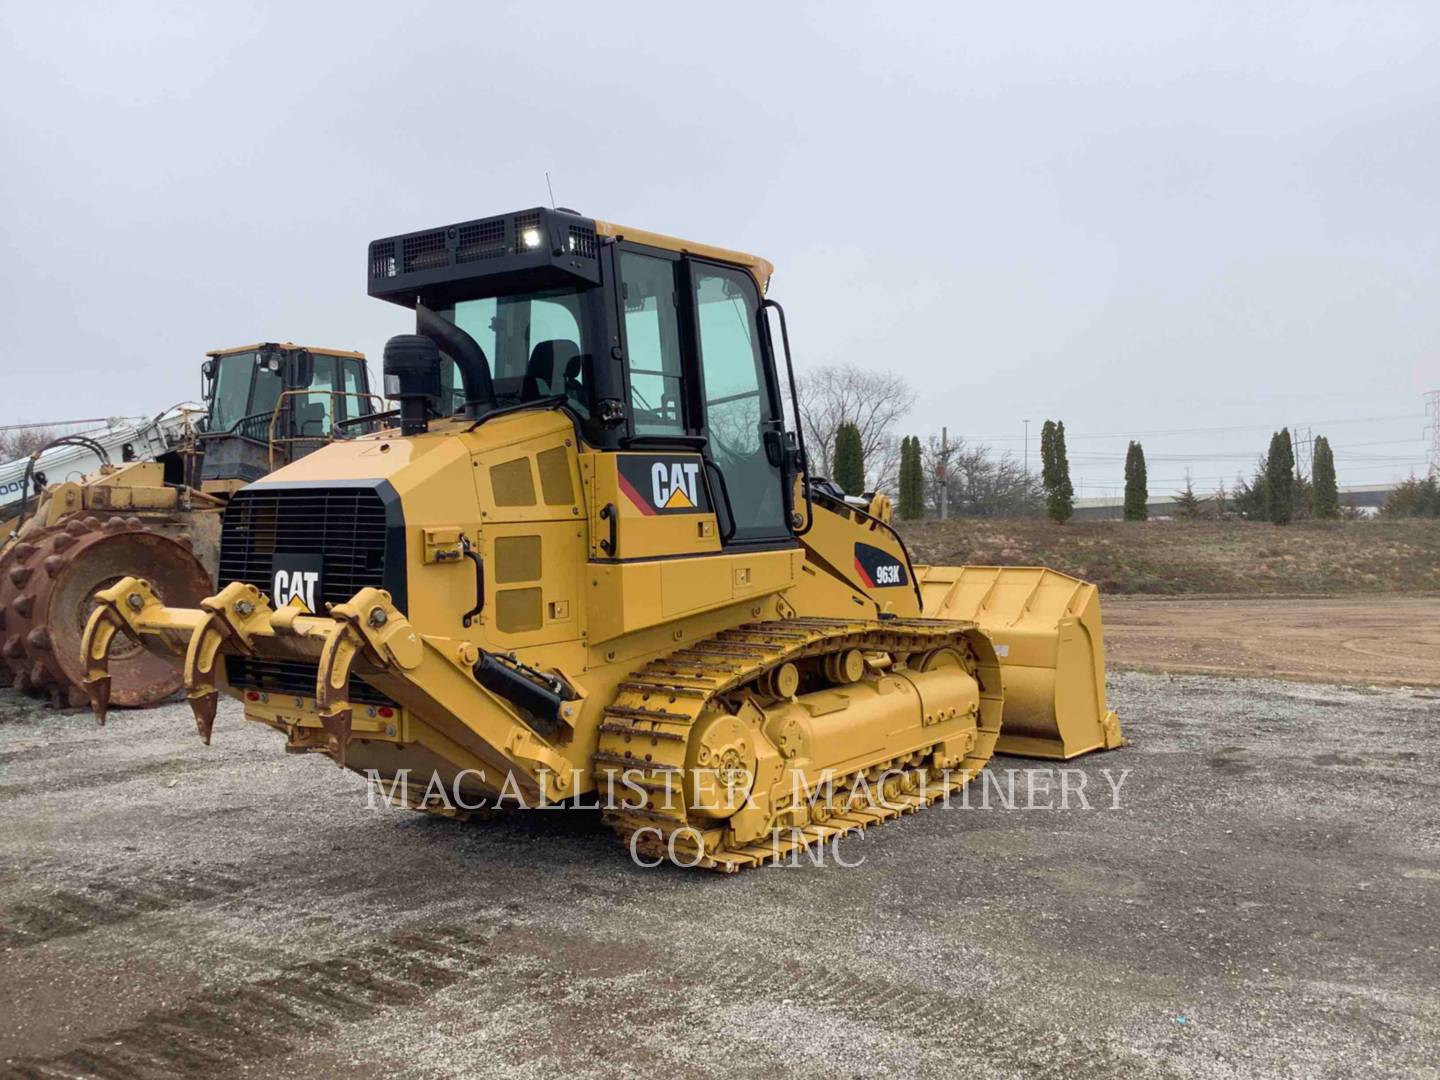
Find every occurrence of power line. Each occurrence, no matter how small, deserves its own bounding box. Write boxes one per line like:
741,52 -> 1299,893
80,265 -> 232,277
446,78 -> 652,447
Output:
951,413 -> 1425,443
0,417 -> 111,432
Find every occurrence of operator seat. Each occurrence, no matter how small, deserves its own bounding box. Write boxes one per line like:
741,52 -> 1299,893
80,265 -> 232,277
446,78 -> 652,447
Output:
522,339 -> 580,401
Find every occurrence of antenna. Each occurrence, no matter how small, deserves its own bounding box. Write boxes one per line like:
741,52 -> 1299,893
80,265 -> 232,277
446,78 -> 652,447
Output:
545,172 -> 557,210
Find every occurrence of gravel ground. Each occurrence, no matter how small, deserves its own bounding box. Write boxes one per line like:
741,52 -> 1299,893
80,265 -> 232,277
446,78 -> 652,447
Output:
0,672 -> 1437,1079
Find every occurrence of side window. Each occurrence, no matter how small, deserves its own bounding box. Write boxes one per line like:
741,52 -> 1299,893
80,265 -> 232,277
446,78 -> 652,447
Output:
438,359 -> 465,415
693,264 -> 788,540
209,355 -> 252,432
519,293 -> 589,416
620,251 -> 685,435
443,291 -> 590,417
293,354 -> 337,437
445,298 -> 500,414
249,361 -> 283,422
529,297 -> 580,355
341,359 -> 365,407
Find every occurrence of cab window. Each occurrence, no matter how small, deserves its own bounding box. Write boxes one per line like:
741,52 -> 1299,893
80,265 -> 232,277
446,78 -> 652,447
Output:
250,360 -> 283,424
445,288 -> 591,417
292,354 -> 336,437
208,354 -> 253,432
693,263 -> 788,541
340,358 -> 367,421
619,251 -> 685,435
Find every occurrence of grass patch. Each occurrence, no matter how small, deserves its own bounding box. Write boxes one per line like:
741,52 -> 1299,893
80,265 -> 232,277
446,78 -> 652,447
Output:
898,518 -> 1440,596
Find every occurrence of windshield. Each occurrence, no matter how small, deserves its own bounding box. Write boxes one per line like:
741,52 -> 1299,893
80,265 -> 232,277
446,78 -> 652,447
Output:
437,286 -> 594,418
208,352 -> 258,432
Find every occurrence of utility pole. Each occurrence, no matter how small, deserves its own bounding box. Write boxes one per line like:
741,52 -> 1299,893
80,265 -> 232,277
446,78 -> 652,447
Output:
1427,390 -> 1440,477
939,426 -> 948,521
1023,419 -> 1030,476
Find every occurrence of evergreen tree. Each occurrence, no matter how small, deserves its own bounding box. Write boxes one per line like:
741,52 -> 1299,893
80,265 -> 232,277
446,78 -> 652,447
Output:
1233,462 -> 1267,520
896,437 -> 910,518
897,436 -> 925,520
1042,420 -> 1074,523
1266,429 -> 1295,525
833,422 -> 865,496
1040,421 -> 1059,493
1291,473 -> 1314,520
910,436 -> 925,517
1381,475 -> 1440,517
1174,476 -> 1203,519
1123,441 -> 1148,521
1312,436 -> 1339,519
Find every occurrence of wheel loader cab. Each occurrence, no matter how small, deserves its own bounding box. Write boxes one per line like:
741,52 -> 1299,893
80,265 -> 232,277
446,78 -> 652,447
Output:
198,343 -> 374,487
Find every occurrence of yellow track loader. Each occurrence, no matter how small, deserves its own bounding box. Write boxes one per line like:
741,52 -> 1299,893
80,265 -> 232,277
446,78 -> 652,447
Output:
1,345 -> 375,707
81,208 -> 1123,870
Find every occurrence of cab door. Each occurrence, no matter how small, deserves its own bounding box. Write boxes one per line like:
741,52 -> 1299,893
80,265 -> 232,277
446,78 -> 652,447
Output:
688,260 -> 791,545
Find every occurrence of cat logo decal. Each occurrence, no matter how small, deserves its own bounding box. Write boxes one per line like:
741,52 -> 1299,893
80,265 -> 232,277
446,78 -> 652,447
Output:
617,454 -> 711,516
271,554 -> 324,612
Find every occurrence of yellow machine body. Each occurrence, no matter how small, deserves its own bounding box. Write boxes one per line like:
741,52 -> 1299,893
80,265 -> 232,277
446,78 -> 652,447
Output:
81,209 -> 1123,870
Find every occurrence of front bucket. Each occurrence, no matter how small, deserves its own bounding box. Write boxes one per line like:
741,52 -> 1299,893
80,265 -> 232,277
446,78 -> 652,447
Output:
916,565 -> 1124,760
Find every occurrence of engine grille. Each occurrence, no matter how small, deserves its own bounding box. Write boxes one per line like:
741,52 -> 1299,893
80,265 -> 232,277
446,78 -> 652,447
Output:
456,219 -> 505,263
225,656 -> 397,708
217,486 -> 394,611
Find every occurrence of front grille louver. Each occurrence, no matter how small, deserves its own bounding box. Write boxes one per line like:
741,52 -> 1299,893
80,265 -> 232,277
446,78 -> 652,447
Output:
218,486 -> 391,611
218,485 -> 402,707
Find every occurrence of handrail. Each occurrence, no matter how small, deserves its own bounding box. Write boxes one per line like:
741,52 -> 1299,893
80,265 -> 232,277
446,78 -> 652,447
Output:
266,389 -> 387,471
761,299 -> 813,536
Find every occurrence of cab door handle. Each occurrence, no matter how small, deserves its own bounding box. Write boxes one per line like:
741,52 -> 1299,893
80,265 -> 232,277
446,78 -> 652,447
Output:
461,537 -> 484,627
598,503 -> 618,556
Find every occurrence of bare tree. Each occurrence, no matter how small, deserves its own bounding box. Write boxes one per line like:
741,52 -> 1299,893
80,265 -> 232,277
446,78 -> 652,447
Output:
796,364 -> 915,492
922,435 -> 1043,519
0,425 -> 58,461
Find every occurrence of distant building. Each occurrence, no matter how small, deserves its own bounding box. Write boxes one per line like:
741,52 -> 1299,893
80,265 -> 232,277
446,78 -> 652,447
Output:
1070,483 -> 1395,520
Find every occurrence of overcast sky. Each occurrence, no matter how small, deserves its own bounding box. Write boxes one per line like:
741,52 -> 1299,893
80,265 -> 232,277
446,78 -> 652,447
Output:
2,1 -> 1436,496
